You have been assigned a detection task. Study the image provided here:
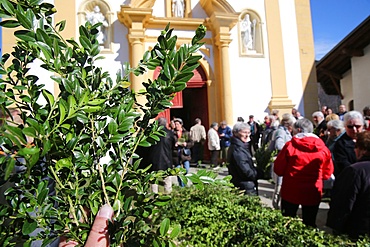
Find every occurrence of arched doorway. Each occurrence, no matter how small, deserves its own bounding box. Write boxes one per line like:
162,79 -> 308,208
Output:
154,65 -> 210,162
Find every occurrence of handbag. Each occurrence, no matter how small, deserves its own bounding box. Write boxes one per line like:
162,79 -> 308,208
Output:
182,148 -> 191,156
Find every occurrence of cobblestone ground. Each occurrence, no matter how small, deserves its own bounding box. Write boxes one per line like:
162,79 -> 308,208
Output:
185,163 -> 332,233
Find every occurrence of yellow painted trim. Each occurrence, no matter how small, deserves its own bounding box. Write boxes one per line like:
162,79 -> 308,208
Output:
294,0 -> 318,115
265,0 -> 293,114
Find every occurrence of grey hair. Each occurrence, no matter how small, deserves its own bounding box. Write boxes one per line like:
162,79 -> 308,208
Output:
312,111 -> 324,119
157,117 -> 167,127
210,122 -> 218,128
195,118 -> 201,124
232,122 -> 250,135
280,113 -> 296,127
327,120 -> 345,132
293,118 -> 313,133
344,111 -> 364,125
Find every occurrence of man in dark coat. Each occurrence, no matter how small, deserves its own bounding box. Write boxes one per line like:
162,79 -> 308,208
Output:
247,115 -> 261,154
327,131 -> 370,239
137,117 -> 175,193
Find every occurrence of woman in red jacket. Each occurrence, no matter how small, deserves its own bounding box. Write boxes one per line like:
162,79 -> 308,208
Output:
274,118 -> 334,227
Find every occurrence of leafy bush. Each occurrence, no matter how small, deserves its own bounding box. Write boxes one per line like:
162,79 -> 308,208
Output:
0,0 -> 207,246
155,185 -> 370,246
254,144 -> 276,179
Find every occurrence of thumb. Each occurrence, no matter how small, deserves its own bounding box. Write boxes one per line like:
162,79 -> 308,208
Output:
85,204 -> 114,247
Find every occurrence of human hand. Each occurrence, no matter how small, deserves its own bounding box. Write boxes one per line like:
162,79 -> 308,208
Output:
59,204 -> 114,247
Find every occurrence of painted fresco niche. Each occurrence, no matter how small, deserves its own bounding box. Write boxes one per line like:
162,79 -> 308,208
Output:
239,10 -> 263,57
165,0 -> 192,18
78,0 -> 114,53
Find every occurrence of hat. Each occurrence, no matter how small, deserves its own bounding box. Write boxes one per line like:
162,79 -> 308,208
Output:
173,118 -> 183,125
249,115 -> 254,118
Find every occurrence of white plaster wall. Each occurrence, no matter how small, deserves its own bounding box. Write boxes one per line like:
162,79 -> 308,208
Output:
152,0 -> 166,17
279,0 -> 304,112
228,1 -> 272,124
190,0 -> 207,18
340,70 -> 353,110
75,0 -> 129,83
351,45 -> 370,111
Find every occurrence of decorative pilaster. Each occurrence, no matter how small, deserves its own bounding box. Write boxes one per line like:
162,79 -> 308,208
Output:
265,0 -> 294,114
209,13 -> 238,125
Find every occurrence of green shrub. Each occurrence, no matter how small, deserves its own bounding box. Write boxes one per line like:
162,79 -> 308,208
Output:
155,185 -> 370,246
0,0 -> 207,246
254,144 -> 276,179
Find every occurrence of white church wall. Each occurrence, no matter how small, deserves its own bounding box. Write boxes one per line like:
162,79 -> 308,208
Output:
340,70 -> 353,110
351,45 -> 370,111
279,0 -> 304,113
228,2 -> 273,123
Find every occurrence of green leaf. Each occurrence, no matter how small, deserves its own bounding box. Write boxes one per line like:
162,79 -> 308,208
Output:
1,0 -> 15,15
4,125 -> 27,145
42,89 -> 55,106
56,157 -> 72,171
79,36 -> 92,50
4,158 -> 15,180
81,105 -> 101,113
37,182 -> 48,205
18,147 -> 40,155
56,20 -> 66,32
22,127 -> 37,138
36,28 -> 52,46
14,30 -> 36,42
15,10 -> 32,29
108,120 -> 118,134
34,41 -> 52,62
170,224 -> 181,238
58,100 -> 67,124
87,99 -> 106,106
159,218 -> 170,236
22,220 -> 37,235
105,186 -> 117,193
0,19 -> 20,28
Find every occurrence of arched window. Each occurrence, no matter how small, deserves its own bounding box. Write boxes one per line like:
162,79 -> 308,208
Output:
239,10 -> 263,56
77,0 -> 113,52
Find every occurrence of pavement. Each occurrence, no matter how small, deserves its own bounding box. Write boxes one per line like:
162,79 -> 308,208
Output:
185,163 -> 332,233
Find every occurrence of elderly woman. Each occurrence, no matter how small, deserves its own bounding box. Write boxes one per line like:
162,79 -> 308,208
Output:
326,119 -> 345,152
227,122 -> 261,195
333,111 -> 364,176
274,118 -> 334,227
327,131 -> 370,239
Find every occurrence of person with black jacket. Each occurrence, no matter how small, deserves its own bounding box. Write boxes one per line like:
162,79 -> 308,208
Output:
327,131 -> 370,239
227,122 -> 262,195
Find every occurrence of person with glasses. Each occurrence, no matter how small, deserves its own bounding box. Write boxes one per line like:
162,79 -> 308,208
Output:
227,122 -> 262,195
333,111 -> 364,177
327,131 -> 370,239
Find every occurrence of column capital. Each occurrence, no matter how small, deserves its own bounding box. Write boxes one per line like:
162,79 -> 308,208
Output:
206,13 -> 238,48
118,7 -> 152,29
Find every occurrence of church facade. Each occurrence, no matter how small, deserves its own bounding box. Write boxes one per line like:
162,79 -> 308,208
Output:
2,0 -> 319,129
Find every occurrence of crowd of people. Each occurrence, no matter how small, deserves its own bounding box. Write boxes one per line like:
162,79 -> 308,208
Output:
151,103 -> 370,239
2,102 -> 370,244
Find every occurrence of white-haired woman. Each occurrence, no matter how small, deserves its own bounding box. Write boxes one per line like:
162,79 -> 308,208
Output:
227,122 -> 262,195
333,111 -> 364,176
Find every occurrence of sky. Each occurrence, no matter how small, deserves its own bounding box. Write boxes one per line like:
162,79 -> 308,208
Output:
310,0 -> 370,60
